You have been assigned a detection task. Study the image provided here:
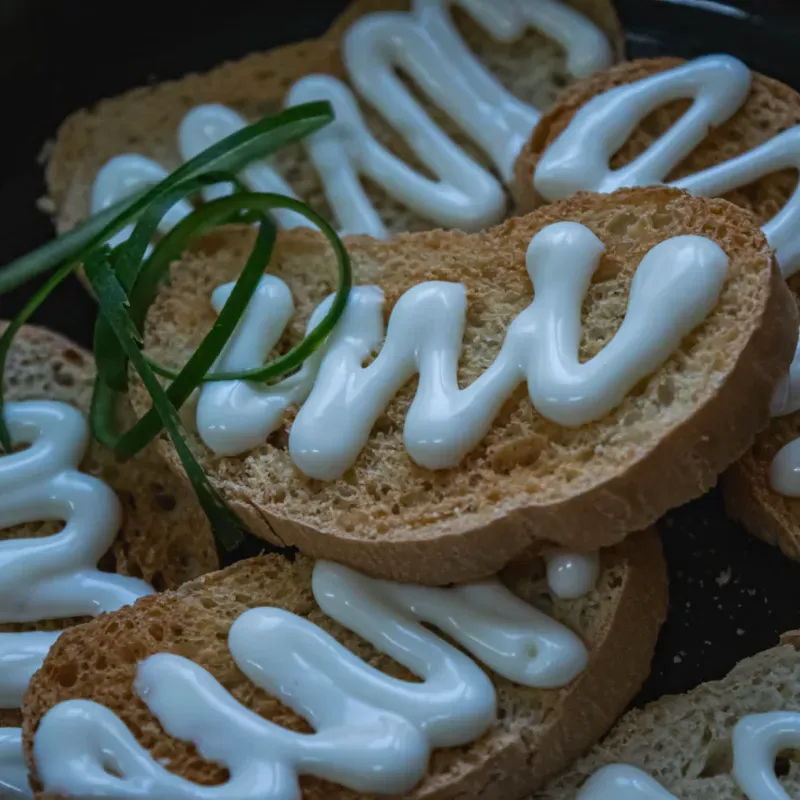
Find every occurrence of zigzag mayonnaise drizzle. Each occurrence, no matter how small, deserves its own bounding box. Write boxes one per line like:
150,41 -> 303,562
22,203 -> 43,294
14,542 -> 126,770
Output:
91,0 -> 612,238
533,54 -> 800,277
575,711 -> 800,800
35,559 -> 589,799
0,401 -> 153,797
198,222 -> 728,478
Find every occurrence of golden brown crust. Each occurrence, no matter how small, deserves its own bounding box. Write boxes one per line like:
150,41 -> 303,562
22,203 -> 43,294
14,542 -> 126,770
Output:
134,188 -> 798,584
24,531 -> 667,799
512,57 -> 800,219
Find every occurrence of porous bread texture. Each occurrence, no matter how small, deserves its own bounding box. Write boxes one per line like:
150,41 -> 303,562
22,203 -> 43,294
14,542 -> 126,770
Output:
24,530 -> 667,800
512,57 -> 800,218
537,631 -> 800,799
132,187 -> 798,585
45,0 -> 622,240
0,323 -> 220,726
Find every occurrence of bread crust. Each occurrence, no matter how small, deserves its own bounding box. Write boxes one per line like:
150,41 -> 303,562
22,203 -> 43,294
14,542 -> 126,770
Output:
23,530 -> 667,800
134,188 -> 798,584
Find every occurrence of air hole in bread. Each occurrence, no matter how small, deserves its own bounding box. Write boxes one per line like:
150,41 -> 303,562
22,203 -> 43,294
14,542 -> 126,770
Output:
267,428 -> 289,451
60,347 -> 86,366
97,549 -> 118,574
657,379 -> 675,406
151,572 -> 166,593
775,754 -> 793,777
153,491 -> 177,513
56,663 -> 78,688
149,623 -> 164,642
698,737 -> 733,778
52,365 -> 75,387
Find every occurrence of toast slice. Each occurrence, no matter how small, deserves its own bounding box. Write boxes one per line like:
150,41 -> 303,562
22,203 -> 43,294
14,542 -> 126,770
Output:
130,187 -> 797,585
44,0 -> 622,240
723,399 -> 800,562
23,530 -> 667,800
537,630 -> 800,798
0,322 -> 220,733
509,57 -> 800,564
512,57 -> 800,223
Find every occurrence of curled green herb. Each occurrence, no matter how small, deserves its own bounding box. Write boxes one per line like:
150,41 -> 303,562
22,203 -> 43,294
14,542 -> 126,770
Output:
0,101 -> 353,553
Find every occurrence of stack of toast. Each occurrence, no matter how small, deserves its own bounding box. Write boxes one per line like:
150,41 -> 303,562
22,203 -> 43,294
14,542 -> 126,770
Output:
3,0 -> 800,797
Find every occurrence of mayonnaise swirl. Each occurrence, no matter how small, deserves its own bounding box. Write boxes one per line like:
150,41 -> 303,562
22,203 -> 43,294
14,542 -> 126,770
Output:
533,54 -> 800,277
198,223 -> 727,478
0,401 -> 153,797
91,0 -> 613,239
35,558 -> 590,798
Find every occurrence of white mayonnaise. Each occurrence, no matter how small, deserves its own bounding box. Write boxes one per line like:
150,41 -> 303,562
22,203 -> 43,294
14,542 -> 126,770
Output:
178,104 -> 312,230
545,550 -> 600,599
0,401 -> 153,797
576,710 -> 800,800
92,0 -> 612,239
35,559 -> 589,798
198,222 -> 727,478
769,336 -> 800,496
533,54 -> 800,277
0,730 -> 29,799
576,765 -> 677,799
91,154 -> 194,251
733,711 -> 800,799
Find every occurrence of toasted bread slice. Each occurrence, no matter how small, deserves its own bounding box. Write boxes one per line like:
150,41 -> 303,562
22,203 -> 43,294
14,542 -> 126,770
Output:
515,58 -> 800,564
131,187 -> 797,585
512,57 -> 800,218
44,0 -> 622,240
723,406 -> 800,562
0,323 -> 219,732
23,530 -> 667,800
538,631 -> 800,798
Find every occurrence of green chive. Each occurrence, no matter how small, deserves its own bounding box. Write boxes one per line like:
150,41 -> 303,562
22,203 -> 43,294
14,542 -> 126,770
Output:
0,101 -> 334,450
84,249 -> 247,551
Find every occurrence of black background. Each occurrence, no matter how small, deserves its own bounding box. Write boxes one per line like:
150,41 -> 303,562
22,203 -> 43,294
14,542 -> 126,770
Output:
2,0 -> 800,705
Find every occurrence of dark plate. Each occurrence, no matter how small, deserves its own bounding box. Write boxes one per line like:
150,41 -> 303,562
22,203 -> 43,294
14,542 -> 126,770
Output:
1,0 -> 799,705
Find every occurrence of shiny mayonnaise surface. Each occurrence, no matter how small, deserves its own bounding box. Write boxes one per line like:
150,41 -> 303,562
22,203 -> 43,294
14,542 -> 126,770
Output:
198,222 -> 727,477
533,54 -> 800,277
91,0 -> 612,239
575,711 -> 800,800
36,559 -> 591,798
0,401 -> 154,797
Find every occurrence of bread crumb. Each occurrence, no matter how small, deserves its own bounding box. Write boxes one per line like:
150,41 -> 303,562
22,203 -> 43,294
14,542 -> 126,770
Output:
36,196 -> 56,215
715,567 -> 732,586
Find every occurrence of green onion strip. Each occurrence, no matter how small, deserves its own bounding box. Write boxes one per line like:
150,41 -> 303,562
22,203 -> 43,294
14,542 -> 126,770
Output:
0,101 -> 354,553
